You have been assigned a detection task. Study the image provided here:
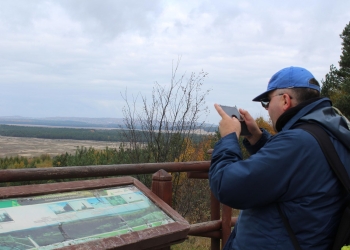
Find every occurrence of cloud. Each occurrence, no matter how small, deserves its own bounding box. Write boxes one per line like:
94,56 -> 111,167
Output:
0,0 -> 349,123
57,0 -> 163,40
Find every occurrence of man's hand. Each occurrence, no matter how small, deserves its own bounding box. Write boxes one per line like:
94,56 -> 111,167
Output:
214,104 -> 241,139
239,109 -> 262,145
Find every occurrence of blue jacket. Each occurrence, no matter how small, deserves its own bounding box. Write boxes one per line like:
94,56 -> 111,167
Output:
209,98 -> 350,249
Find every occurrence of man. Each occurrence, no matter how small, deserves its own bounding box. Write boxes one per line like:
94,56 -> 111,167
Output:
209,66 -> 350,249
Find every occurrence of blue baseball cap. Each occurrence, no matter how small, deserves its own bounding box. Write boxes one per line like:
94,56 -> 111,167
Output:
252,66 -> 320,101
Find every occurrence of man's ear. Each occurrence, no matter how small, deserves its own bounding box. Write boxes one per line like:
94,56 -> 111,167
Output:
282,94 -> 292,111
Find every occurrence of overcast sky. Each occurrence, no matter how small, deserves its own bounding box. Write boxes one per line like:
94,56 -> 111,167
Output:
1,0 -> 349,124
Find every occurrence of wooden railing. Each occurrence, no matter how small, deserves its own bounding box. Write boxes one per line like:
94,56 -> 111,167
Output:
0,161 -> 236,250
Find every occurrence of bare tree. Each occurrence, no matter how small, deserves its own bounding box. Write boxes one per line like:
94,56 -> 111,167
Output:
119,58 -> 211,205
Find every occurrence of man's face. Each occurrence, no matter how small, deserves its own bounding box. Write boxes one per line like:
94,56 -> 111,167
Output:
265,90 -> 285,131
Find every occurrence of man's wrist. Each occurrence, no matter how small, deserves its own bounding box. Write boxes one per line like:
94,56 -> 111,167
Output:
246,130 -> 263,145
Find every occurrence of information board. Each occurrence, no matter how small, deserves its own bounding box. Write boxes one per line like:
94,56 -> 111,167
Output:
0,177 -> 190,249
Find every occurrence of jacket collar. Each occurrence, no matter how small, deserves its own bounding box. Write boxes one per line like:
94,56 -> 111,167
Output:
275,97 -> 330,132
275,97 -> 350,151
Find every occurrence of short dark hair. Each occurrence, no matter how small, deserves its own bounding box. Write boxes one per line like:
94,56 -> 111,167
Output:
291,88 -> 320,103
290,78 -> 320,103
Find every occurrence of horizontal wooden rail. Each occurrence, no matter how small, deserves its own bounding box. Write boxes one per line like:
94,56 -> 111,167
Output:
0,161 -> 210,182
188,217 -> 237,238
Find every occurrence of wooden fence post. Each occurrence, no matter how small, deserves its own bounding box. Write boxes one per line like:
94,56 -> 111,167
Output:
208,149 -> 221,250
151,169 -> 172,207
211,192 -> 221,250
151,169 -> 173,250
221,205 -> 232,248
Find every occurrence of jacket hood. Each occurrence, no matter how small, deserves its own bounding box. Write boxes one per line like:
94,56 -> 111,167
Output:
279,97 -> 350,151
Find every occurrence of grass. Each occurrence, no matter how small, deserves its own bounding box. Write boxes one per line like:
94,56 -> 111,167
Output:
172,209 -> 240,250
172,236 -> 212,250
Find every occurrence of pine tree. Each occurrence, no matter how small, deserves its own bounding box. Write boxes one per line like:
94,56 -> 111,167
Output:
321,21 -> 350,117
338,22 -> 350,81
321,64 -> 341,99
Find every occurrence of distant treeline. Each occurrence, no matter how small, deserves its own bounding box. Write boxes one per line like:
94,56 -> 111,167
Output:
0,125 -> 208,143
0,119 -> 122,128
0,118 -> 217,132
0,125 -> 130,142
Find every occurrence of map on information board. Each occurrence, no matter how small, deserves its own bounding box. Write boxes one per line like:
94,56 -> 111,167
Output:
0,185 -> 174,249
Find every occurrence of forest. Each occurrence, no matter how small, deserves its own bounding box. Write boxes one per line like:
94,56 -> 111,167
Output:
0,124 -> 136,142
0,124 -> 210,143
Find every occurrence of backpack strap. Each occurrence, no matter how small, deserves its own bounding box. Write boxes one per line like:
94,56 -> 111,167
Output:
278,122 -> 350,249
277,203 -> 302,250
296,122 -> 350,193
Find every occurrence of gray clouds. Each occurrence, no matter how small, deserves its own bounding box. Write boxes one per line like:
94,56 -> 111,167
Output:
0,0 -> 349,123
58,0 -> 163,39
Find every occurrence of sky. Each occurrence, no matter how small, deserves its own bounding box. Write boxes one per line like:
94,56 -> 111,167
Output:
0,0 -> 349,125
